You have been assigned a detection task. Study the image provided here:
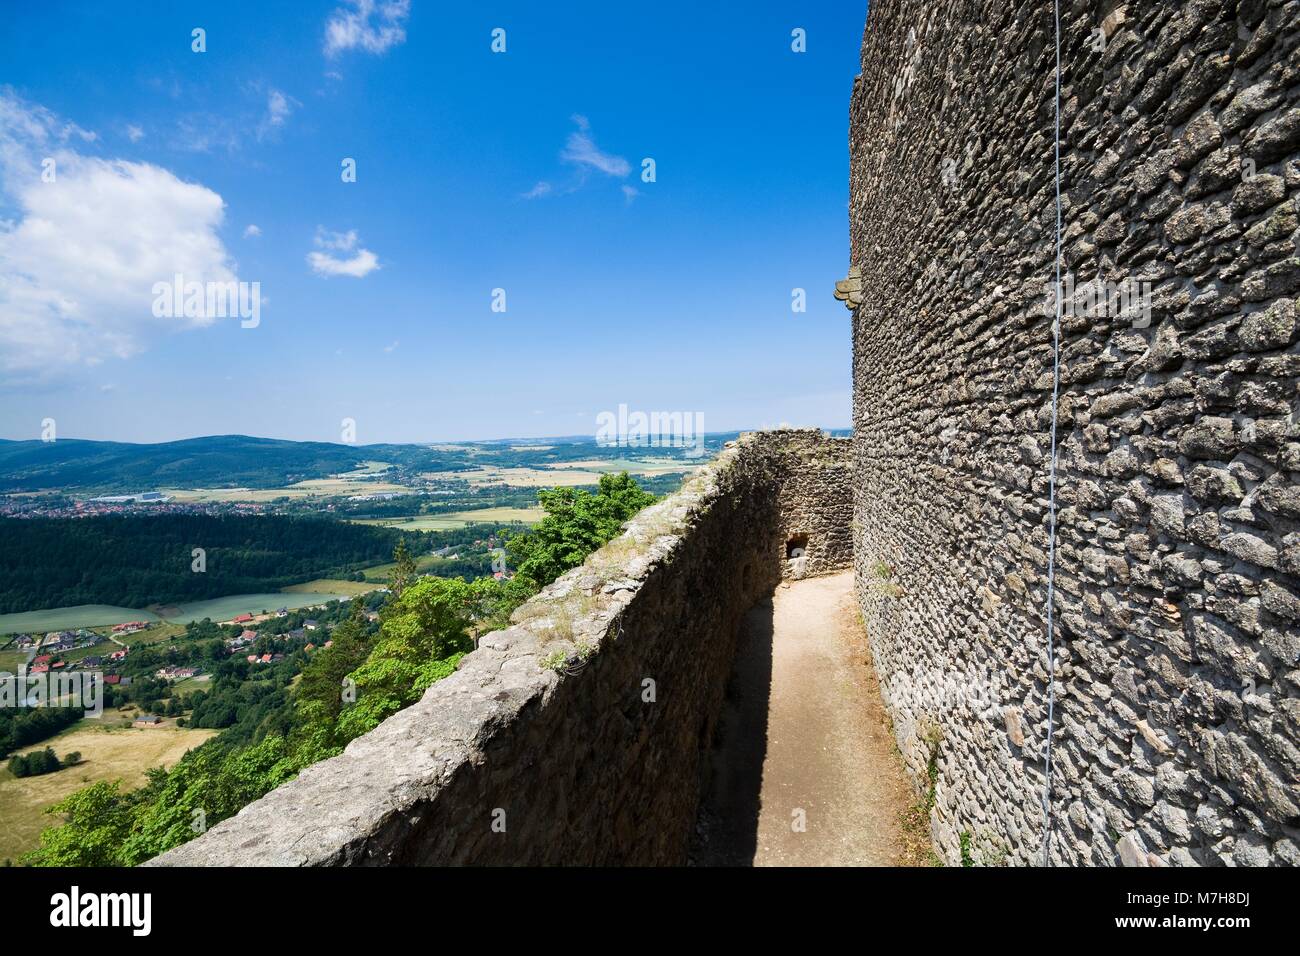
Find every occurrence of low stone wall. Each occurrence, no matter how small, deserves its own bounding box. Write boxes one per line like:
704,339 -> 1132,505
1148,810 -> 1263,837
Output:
850,1 -> 1300,866
150,430 -> 850,866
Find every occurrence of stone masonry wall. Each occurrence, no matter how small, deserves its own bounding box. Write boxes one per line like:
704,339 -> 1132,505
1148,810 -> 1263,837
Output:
151,430 -> 849,866
850,1 -> 1300,865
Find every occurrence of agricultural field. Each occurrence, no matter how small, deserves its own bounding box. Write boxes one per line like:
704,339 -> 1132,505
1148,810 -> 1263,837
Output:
281,578 -> 377,597
0,649 -> 28,672
0,719 -> 218,862
446,457 -> 696,489
163,477 -> 410,503
153,592 -> 350,624
0,593 -> 351,635
0,605 -> 161,634
351,507 -> 544,530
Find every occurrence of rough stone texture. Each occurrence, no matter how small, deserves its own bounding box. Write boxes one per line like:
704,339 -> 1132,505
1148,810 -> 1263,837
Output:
150,430 -> 850,866
850,1 -> 1300,865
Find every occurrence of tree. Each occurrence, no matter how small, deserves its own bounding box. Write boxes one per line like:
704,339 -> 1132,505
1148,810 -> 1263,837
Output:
507,472 -> 655,587
291,599 -> 373,758
335,577 -> 474,743
22,781 -> 137,866
390,538 -> 417,596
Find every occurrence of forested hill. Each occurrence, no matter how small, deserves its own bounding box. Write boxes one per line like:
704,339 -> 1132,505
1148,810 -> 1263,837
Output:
0,515 -> 410,613
0,435 -> 455,492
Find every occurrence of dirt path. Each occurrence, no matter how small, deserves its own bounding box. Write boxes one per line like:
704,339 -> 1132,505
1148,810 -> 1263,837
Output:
693,570 -> 914,866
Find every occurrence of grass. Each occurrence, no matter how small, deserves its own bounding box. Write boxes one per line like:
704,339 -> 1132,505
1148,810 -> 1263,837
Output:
898,717 -> 944,867
349,507 -> 544,531
281,578 -> 376,596
0,719 -> 218,862
0,605 -> 162,635
151,593 -> 349,624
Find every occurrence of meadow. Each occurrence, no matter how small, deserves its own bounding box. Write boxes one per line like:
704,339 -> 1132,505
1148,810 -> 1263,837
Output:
0,605 -> 161,633
0,719 -> 218,862
350,507 -> 544,530
0,591 -> 350,634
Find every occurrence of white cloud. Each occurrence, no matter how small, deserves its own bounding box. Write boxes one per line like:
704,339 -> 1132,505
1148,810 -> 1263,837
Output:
560,115 -> 630,178
307,226 -> 379,278
257,89 -> 293,141
383,340 -> 398,352
522,181 -> 552,200
324,0 -> 410,57
125,124 -> 144,143
243,224 -> 262,238
622,185 -> 639,204
0,92 -> 239,382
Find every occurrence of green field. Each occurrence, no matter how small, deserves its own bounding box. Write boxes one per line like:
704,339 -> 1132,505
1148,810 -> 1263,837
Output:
0,592 -> 350,635
0,605 -> 161,635
281,578 -> 377,597
157,592 -> 351,623
350,507 -> 544,531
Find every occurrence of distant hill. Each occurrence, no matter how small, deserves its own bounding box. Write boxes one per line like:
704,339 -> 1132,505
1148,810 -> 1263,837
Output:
0,435 -> 445,493
0,429 -> 847,494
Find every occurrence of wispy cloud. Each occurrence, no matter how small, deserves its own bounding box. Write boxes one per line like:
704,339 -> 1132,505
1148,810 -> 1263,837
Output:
622,185 -> 639,204
561,114 -> 630,178
243,224 -> 262,238
307,226 -> 380,278
521,181 -> 552,200
257,89 -> 293,141
324,0 -> 410,57
125,124 -> 144,143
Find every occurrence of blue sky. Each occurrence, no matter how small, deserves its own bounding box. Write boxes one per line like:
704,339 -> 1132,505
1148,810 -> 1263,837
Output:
0,1 -> 867,444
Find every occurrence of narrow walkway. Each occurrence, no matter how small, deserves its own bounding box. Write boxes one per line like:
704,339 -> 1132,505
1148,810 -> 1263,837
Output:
692,570 -> 913,865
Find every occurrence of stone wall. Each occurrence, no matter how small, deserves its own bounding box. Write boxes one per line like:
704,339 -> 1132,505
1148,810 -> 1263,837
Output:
150,430 -> 850,866
849,0 -> 1300,865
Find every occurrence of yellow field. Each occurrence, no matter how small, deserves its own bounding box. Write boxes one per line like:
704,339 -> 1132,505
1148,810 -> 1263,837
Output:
442,457 -> 694,488
547,458 -> 695,475
456,467 -> 608,487
0,720 -> 218,862
281,579 -> 377,596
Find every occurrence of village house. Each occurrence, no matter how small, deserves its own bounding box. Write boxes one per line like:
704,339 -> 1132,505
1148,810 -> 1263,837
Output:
155,666 -> 199,682
133,714 -> 163,727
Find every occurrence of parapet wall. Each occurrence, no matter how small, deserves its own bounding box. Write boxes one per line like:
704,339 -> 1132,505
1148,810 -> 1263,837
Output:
151,430 -> 850,866
850,1 -> 1300,865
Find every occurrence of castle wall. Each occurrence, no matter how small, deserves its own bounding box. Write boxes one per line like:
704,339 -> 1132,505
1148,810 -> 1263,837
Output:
849,0 -> 1300,865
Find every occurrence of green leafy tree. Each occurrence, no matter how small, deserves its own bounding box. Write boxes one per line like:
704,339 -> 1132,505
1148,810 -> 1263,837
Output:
335,577 -> 474,743
390,538 -> 417,596
22,781 -> 138,866
506,472 -> 655,587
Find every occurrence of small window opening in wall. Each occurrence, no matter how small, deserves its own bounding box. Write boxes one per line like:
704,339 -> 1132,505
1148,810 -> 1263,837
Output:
742,563 -> 752,588
786,534 -> 808,560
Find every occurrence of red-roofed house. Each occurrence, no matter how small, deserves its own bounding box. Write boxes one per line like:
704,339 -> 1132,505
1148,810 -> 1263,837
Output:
33,654 -> 52,666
